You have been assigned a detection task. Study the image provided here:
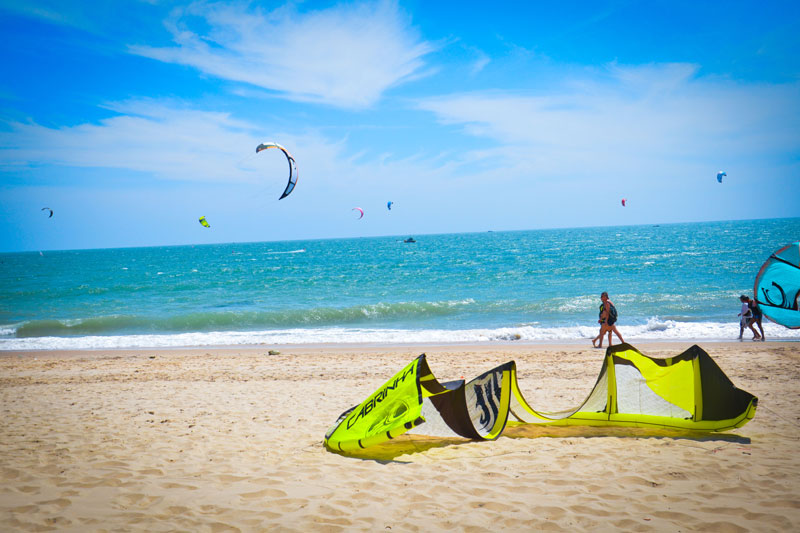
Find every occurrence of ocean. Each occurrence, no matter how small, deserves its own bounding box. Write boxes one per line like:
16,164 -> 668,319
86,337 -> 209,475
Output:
2,218 -> 799,350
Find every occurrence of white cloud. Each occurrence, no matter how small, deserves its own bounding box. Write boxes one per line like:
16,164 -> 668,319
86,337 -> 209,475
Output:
129,0 -> 433,109
0,98 -> 391,201
0,98 -> 359,195
417,63 -> 800,179
0,99 -> 263,182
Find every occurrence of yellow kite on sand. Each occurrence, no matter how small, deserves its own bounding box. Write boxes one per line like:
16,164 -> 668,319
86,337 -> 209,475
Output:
324,343 -> 757,453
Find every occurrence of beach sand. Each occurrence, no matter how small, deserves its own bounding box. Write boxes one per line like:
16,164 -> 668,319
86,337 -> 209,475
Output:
1,342 -> 799,532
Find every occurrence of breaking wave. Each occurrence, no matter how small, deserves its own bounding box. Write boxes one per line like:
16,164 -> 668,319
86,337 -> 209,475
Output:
2,316 -> 798,351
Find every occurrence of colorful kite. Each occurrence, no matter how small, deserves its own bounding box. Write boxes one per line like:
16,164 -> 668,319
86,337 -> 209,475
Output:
324,344 -> 758,453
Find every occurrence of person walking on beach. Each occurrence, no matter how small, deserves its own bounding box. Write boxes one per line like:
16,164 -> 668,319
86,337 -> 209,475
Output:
738,295 -> 760,340
592,292 -> 624,348
592,302 -> 608,348
748,296 -> 765,341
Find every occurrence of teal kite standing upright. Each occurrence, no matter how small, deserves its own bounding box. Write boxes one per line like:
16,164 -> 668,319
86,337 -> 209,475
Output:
754,242 -> 800,328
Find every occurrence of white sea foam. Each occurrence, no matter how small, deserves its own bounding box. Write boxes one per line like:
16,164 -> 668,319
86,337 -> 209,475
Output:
1,319 -> 798,350
265,249 -> 306,255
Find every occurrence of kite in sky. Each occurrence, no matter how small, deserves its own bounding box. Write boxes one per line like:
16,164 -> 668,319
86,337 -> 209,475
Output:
41,207 -> 53,218
387,201 -> 393,211
199,216 -> 211,228
255,142 -> 298,200
621,198 -> 627,207
717,171 -> 726,183
352,207 -> 364,219
754,241 -> 800,328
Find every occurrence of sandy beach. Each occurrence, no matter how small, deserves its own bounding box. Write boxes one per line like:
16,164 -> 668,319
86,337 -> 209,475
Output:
1,341 -> 799,532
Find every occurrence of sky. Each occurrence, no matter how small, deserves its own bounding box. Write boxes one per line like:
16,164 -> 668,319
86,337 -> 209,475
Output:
1,0 -> 799,252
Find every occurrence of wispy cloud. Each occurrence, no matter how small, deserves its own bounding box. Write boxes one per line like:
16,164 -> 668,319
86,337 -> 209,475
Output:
0,98 -> 373,202
129,0 -> 433,109
0,99 -> 267,183
417,63 -> 800,178
469,48 -> 490,76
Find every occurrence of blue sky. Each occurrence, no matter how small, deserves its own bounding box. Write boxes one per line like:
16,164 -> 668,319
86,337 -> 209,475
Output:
1,0 -> 798,252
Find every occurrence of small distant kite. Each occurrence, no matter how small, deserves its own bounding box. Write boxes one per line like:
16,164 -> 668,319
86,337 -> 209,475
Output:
199,216 -> 211,228
387,201 -> 393,211
621,198 -> 627,207
255,142 -> 298,200
352,207 -> 364,220
41,207 -> 53,218
754,241 -> 800,328
717,171 -> 726,183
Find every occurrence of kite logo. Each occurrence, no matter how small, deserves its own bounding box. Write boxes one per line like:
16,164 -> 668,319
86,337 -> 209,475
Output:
471,371 -> 502,432
366,399 -> 411,434
761,282 -> 799,310
346,366 -> 416,430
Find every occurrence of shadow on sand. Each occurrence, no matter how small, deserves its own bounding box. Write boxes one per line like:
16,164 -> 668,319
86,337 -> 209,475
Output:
330,424 -> 751,463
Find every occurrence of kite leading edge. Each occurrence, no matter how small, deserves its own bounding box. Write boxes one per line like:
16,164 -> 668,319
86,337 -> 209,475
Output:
256,142 -> 298,200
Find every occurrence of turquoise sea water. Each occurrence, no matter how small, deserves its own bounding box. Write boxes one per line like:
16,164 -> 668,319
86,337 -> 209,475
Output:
2,218 -> 799,350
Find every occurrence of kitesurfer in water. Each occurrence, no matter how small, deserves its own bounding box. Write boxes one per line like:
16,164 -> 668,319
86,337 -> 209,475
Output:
592,292 -> 624,348
738,295 -> 760,340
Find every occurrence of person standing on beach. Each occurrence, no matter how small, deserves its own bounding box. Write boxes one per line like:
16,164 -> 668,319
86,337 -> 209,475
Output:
738,295 -> 760,340
592,292 -> 624,347
748,296 -> 765,341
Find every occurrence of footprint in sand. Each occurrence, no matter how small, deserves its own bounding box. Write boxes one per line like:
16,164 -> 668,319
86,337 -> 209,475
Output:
38,498 -> 71,512
112,493 -> 163,510
239,487 -> 287,499
217,474 -> 250,483
159,482 -> 199,490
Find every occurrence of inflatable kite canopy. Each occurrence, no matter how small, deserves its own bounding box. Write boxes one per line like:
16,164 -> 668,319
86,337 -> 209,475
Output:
754,241 -> 800,328
323,344 -> 757,452
255,142 -> 298,200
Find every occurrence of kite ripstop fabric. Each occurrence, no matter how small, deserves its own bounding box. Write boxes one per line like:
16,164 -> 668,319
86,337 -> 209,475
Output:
323,344 -> 757,452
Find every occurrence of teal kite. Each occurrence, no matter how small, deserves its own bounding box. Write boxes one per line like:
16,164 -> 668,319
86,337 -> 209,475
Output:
754,242 -> 800,328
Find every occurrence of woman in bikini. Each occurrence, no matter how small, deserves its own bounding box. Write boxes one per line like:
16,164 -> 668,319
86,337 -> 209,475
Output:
592,292 -> 625,347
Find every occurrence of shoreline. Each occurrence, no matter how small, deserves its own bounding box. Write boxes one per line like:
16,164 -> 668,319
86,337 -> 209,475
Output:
1,338 -> 794,357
